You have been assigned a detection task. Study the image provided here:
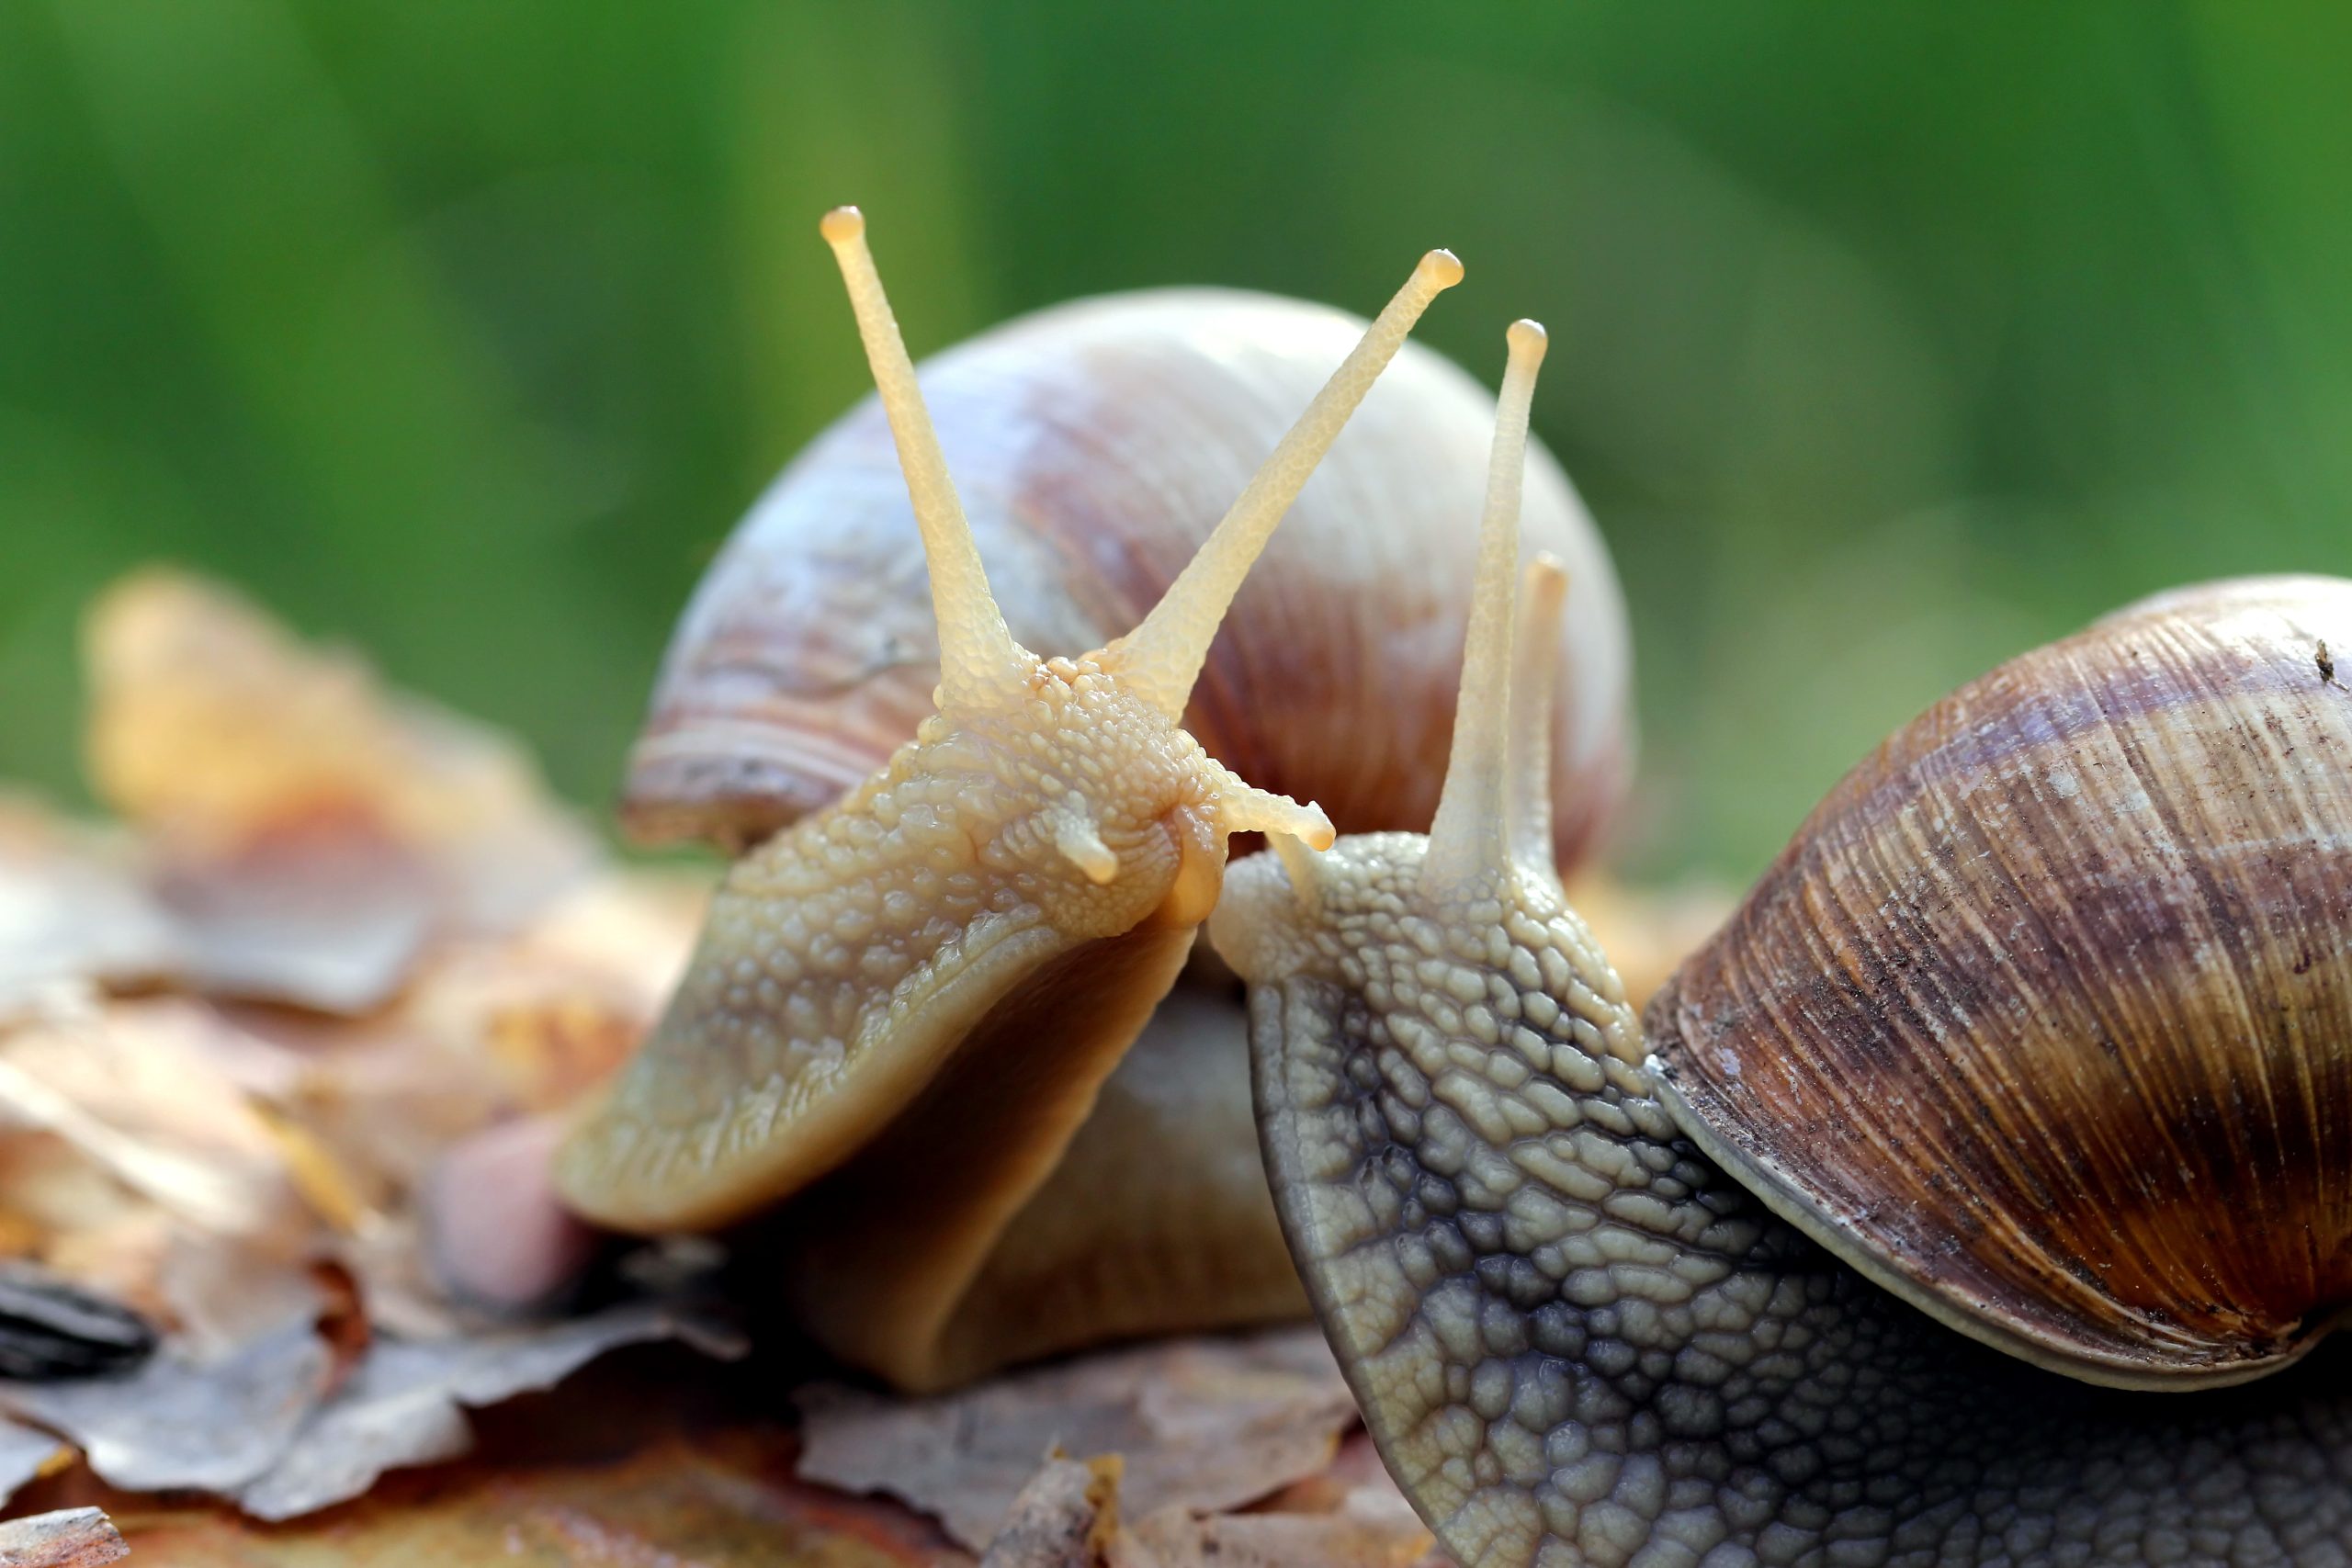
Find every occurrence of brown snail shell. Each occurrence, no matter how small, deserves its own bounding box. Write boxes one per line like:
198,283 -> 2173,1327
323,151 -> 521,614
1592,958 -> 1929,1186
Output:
621,287 -> 1633,867
1646,573 -> 2352,1389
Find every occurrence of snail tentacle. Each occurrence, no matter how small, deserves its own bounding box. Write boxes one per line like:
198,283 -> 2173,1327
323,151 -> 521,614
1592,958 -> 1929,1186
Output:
1423,319 -> 1546,895
1101,248 -> 1465,720
820,206 -> 1032,707
1506,555 -> 1569,880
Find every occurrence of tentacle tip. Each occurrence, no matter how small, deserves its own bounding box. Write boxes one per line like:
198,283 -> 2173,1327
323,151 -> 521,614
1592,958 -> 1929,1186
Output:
1419,248 -> 1465,290
1527,550 -> 1569,592
820,206 -> 865,245
1507,318 -> 1549,364
1213,774 -> 1336,854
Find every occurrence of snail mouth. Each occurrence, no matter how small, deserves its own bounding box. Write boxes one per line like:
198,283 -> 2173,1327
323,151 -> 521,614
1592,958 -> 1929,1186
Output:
1136,805 -> 1227,933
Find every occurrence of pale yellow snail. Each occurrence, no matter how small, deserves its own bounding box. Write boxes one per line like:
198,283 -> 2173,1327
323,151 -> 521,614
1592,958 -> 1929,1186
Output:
1216,313 -> 2352,1563
554,209 -> 1634,1393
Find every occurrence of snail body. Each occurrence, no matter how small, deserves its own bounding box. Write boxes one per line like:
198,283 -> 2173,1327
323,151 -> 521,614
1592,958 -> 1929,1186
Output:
1213,317 -> 2352,1563
560,211 -> 1531,1392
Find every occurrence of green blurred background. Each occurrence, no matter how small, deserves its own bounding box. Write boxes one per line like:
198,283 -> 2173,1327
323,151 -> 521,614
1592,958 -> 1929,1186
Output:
3,2 -> 2346,882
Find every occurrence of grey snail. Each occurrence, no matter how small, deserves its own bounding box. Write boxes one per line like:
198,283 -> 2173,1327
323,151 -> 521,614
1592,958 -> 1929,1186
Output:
1212,313 -> 2352,1565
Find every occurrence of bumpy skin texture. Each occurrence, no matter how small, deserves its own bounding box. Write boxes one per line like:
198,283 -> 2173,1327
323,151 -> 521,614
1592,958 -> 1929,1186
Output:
558,648 -> 1328,1389
558,659 -> 1273,1230
1215,835 -> 2352,1568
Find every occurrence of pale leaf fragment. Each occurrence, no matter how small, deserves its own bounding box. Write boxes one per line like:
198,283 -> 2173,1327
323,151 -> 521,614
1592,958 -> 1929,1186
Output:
0,1317 -> 330,1495
797,1327 -> 1357,1551
978,1454 -> 1123,1568
0,1000 -> 302,1244
0,1417 -> 68,1505
156,832 -> 433,1015
1111,1487 -> 1433,1568
236,1299 -> 747,1521
0,805 -> 177,1025
0,1506 -> 128,1567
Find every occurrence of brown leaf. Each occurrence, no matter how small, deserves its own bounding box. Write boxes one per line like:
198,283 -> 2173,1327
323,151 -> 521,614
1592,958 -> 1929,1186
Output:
0,1507 -> 128,1567
35,1357 -> 967,1567
83,570 -> 596,1000
797,1328 -> 1358,1551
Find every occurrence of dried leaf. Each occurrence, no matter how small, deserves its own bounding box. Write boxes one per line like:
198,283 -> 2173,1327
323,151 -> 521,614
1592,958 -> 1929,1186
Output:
798,1329 -> 1358,1551
51,1358 -> 963,1567
0,1001 -> 299,1239
0,570 -> 752,1535
0,807 -> 177,1025
423,873 -> 706,1111
235,1301 -> 744,1521
0,1419 -> 69,1503
154,831 -> 433,1015
0,1318 -> 330,1495
0,1506 -> 128,1567
154,1235 -> 323,1361
85,571 -> 594,914
978,1455 -> 1122,1568
1112,1488 -> 1433,1568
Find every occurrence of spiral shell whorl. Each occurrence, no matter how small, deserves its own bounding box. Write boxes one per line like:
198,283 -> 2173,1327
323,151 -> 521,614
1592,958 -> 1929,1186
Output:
1646,574 -> 2352,1388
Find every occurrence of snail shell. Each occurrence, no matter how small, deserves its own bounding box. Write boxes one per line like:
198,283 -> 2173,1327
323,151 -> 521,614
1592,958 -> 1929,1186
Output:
1646,573 -> 2352,1389
622,288 -> 1632,866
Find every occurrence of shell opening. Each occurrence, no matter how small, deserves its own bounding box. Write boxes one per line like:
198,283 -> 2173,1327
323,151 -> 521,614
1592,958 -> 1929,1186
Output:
1423,319 -> 1548,893
820,206 -> 1033,708
1099,248 -> 1465,720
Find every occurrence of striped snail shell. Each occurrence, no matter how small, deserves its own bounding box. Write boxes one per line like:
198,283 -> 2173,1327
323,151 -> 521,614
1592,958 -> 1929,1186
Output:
1647,573 -> 2352,1389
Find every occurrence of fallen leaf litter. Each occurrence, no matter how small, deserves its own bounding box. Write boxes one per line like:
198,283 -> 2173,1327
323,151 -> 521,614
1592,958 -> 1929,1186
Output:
0,569 -> 1464,1565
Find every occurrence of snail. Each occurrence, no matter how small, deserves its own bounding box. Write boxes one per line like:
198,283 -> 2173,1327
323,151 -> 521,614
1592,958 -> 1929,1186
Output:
619,258 -> 1630,866
554,208 -> 1641,1394
1214,319 -> 2352,1565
